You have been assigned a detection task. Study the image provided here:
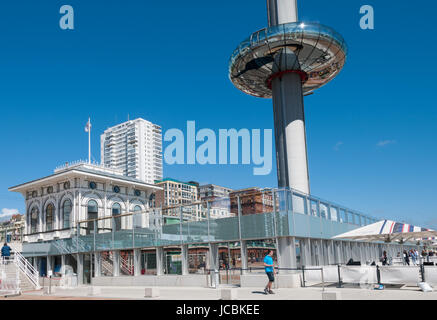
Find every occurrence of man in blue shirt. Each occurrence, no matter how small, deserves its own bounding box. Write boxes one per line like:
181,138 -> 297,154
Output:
263,250 -> 275,294
1,243 -> 12,260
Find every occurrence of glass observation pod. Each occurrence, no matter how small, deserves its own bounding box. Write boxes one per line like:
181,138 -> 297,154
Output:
229,22 -> 348,98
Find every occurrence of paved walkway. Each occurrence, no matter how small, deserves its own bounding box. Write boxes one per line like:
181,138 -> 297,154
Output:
1,285 -> 436,300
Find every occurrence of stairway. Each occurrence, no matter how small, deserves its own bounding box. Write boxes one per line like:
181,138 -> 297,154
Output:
2,262 -> 37,292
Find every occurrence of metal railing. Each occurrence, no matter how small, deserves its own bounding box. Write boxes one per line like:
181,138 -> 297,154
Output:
203,266 -> 326,291
13,251 -> 40,289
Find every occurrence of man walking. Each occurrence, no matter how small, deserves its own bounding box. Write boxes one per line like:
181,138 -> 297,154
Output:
263,250 -> 275,295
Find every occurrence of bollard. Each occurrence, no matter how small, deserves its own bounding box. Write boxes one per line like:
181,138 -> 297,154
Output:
301,266 -> 306,288
214,269 -> 220,289
376,265 -> 381,285
49,276 -> 52,295
220,288 -> 238,300
321,268 -> 325,292
336,265 -> 343,288
144,287 -> 159,298
322,291 -> 342,300
420,264 -> 426,283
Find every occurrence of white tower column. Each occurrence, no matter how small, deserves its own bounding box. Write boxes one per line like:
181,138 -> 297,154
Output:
267,0 -> 298,27
267,0 -> 310,193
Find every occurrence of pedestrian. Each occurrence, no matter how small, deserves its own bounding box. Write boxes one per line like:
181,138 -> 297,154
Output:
403,250 -> 410,266
410,249 -> 417,265
1,243 -> 12,261
414,249 -> 419,264
381,251 -> 388,266
263,250 -> 275,295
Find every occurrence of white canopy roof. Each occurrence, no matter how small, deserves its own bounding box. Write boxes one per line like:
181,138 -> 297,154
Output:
332,220 -> 437,243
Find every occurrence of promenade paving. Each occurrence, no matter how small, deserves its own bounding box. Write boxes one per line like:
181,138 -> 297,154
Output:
1,285 -> 436,300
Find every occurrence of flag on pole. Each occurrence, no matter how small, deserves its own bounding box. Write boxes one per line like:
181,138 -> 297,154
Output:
85,118 -> 91,132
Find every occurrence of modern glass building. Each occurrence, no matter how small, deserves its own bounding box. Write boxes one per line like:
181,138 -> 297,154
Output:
9,168 -> 419,286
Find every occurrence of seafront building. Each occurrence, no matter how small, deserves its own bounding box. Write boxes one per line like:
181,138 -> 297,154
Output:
199,184 -> 234,219
100,118 -> 163,184
154,178 -> 200,222
199,184 -> 233,201
8,166 -> 422,287
0,214 -> 25,243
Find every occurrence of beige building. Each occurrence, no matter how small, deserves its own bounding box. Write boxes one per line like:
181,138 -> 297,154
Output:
154,178 -> 200,222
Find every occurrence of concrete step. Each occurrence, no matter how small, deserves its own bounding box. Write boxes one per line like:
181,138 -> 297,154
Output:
1,263 -> 38,291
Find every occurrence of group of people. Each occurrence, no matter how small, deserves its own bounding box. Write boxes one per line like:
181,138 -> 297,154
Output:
399,249 -> 420,266
394,249 -> 436,265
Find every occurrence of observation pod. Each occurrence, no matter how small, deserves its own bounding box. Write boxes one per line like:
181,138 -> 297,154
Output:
229,22 -> 348,98
228,3 -> 347,194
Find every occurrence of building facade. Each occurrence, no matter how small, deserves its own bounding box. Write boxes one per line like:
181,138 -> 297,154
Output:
9,162 -> 162,244
0,214 -> 25,243
229,187 -> 273,215
154,178 -> 200,221
100,118 -> 163,184
199,184 -> 233,201
199,184 -> 234,219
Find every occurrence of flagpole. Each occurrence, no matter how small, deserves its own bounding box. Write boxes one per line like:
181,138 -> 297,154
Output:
88,117 -> 91,164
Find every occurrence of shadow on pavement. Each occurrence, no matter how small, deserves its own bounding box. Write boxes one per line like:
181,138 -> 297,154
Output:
251,291 -> 268,295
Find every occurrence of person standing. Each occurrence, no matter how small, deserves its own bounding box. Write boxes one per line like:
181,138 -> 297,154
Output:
381,251 -> 388,266
263,250 -> 275,295
1,243 -> 12,261
410,249 -> 416,265
403,250 -> 410,266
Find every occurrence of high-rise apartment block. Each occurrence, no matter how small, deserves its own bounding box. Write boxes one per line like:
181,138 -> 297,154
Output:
101,118 -> 163,184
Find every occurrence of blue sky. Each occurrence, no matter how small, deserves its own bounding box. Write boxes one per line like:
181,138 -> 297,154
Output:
0,0 -> 436,227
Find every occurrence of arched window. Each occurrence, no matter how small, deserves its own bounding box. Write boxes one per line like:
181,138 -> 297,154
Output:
133,205 -> 142,229
112,203 -> 121,231
46,204 -> 54,231
87,200 -> 98,234
62,199 -> 72,229
30,207 -> 39,233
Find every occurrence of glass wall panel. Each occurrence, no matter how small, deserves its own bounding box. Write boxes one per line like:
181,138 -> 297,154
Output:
310,200 -> 319,217
141,250 -> 157,275
164,248 -> 182,275
339,209 -> 347,223
100,251 -> 113,276
320,203 -> 328,219
120,250 -> 134,276
241,213 -> 275,239
292,193 -> 306,215
188,245 -> 208,274
330,207 -> 338,222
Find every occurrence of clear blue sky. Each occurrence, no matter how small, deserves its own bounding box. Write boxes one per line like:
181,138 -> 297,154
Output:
0,0 -> 436,228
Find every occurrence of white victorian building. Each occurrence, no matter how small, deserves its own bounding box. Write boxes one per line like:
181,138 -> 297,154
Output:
9,161 -> 162,244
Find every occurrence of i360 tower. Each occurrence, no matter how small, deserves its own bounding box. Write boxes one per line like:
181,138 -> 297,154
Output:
229,0 -> 347,193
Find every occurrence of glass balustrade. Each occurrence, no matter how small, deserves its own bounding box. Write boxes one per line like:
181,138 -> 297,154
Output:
21,188 -> 377,257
